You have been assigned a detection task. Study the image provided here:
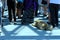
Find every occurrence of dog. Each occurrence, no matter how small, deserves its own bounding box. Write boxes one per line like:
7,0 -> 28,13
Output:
32,20 -> 53,31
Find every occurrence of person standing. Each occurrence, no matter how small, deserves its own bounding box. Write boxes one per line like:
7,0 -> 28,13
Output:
16,0 -> 24,19
21,0 -> 34,24
2,0 -> 7,18
7,0 -> 16,23
0,0 -> 2,25
47,0 -> 60,27
34,0 -> 38,17
42,0 -> 48,17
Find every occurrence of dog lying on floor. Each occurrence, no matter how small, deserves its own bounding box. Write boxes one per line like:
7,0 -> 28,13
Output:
32,20 -> 53,31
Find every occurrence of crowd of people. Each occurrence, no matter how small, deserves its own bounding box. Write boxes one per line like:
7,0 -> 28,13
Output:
1,0 -> 60,28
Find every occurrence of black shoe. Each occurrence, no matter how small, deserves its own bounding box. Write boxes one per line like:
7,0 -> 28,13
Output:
29,21 -> 33,23
5,10 -> 7,11
47,22 -> 51,24
52,25 -> 55,28
43,14 -> 47,17
2,16 -> 7,18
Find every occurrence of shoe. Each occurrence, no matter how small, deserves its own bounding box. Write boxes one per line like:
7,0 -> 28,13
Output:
52,25 -> 55,28
2,16 -> 7,18
43,14 -> 47,17
29,21 -> 33,23
47,22 -> 51,24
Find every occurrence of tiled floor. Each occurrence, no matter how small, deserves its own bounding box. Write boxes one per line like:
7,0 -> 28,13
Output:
0,9 -> 60,40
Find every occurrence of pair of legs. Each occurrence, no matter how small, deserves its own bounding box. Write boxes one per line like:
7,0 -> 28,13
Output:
2,0 -> 7,17
17,9 -> 23,18
16,2 -> 23,19
49,3 -> 59,27
42,4 -> 48,16
22,8 -> 34,24
42,0 -> 47,16
8,3 -> 16,22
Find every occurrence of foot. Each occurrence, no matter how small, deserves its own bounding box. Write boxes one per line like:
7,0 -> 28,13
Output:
52,25 -> 55,28
43,14 -> 47,17
47,22 -> 51,24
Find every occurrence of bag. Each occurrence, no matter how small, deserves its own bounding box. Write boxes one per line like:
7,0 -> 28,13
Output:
32,20 -> 53,31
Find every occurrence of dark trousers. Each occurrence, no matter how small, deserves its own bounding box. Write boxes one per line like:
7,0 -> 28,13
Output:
34,0 -> 38,16
35,5 -> 38,16
49,3 -> 59,27
22,8 -> 34,24
7,3 -> 16,22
